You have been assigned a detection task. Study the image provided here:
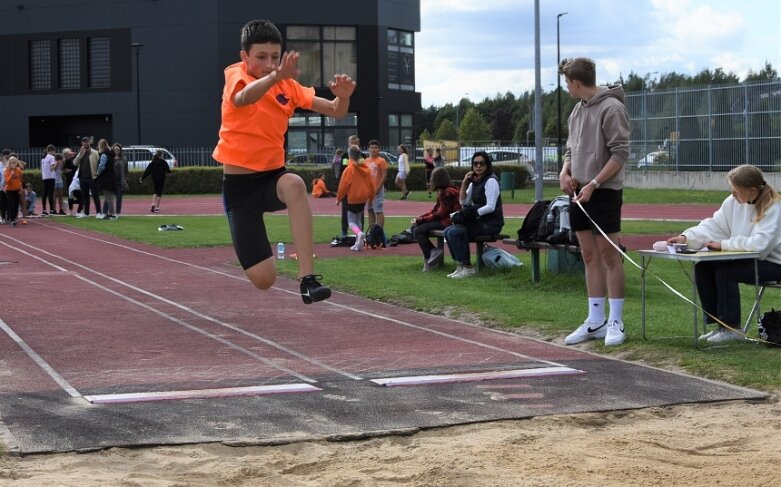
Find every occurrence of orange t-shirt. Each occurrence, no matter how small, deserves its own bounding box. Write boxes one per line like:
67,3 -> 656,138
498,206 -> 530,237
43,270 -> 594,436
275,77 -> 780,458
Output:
312,178 -> 329,198
3,167 -> 22,192
365,155 -> 388,193
212,62 -> 315,171
336,162 -> 375,205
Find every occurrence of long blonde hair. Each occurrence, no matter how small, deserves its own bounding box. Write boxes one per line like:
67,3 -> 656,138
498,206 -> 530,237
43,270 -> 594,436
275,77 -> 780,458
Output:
727,164 -> 781,222
97,138 -> 109,153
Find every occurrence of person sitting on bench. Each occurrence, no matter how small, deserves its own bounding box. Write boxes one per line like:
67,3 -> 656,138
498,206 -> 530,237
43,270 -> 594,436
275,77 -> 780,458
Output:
443,151 -> 504,279
412,167 -> 461,272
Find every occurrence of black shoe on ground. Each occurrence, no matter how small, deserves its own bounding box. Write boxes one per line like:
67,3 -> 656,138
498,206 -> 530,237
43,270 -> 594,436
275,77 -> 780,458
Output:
299,274 -> 331,304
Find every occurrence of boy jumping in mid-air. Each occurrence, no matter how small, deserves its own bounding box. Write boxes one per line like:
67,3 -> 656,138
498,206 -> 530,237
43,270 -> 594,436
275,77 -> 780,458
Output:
213,19 -> 356,304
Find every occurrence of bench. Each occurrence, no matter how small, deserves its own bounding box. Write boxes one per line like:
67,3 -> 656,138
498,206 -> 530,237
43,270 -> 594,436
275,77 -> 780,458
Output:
430,229 -> 509,271
503,238 -> 582,282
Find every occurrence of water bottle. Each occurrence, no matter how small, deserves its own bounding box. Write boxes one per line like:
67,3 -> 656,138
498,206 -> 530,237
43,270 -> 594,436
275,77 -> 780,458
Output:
277,242 -> 285,260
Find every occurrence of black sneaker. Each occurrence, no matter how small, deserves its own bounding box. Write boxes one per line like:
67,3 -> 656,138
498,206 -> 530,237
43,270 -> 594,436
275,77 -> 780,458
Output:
299,274 -> 331,304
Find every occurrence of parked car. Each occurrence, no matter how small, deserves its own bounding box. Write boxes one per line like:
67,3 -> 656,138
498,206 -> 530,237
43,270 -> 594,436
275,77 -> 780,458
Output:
123,146 -> 177,170
448,150 -> 534,177
636,150 -> 669,168
285,153 -> 333,166
378,151 -> 398,165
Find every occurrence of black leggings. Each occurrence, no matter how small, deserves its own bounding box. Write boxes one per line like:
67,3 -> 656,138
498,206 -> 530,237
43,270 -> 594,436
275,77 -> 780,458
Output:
42,178 -> 55,212
6,190 -> 20,222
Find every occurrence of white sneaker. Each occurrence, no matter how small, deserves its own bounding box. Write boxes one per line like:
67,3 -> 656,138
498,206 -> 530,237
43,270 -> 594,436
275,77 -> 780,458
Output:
96,213 -> 105,219
447,265 -> 464,278
706,328 -> 744,344
350,243 -> 362,251
451,266 -> 476,279
698,328 -> 719,341
604,320 -> 626,346
355,232 -> 365,249
75,212 -> 87,218
564,319 -> 608,345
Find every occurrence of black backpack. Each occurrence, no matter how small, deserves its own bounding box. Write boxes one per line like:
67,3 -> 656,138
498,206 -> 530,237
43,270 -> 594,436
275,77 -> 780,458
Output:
330,235 -> 357,247
387,228 -> 416,246
758,308 -> 781,347
517,200 -> 550,242
365,223 -> 387,248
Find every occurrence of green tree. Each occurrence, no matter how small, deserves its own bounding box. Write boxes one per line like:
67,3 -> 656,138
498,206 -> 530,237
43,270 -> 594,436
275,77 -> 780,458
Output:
434,119 -> 458,140
745,61 -> 778,82
418,128 -> 431,142
459,107 -> 491,145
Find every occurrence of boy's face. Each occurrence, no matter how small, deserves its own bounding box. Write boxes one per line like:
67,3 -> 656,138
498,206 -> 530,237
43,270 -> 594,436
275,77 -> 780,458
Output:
240,43 -> 282,79
369,144 -> 380,156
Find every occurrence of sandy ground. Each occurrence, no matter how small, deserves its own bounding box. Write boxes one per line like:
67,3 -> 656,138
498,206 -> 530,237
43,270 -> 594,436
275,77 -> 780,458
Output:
1,394 -> 779,487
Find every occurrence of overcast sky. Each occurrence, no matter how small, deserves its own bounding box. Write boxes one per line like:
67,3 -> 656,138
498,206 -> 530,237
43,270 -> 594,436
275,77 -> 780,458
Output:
415,0 -> 781,107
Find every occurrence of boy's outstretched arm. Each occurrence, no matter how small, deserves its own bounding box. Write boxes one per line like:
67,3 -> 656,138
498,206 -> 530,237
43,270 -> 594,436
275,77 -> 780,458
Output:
311,74 -> 356,119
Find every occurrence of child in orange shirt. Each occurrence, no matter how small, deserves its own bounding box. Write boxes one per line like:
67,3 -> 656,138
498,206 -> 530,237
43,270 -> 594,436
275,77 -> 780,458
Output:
212,19 -> 355,304
311,173 -> 336,198
336,145 -> 376,251
3,157 -> 23,227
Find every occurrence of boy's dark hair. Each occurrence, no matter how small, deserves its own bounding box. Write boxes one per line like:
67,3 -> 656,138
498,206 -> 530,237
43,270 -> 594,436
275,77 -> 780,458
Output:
241,20 -> 283,52
559,57 -> 596,87
368,139 -> 380,147
429,167 -> 451,191
54,153 -> 63,160
2,148 -> 11,156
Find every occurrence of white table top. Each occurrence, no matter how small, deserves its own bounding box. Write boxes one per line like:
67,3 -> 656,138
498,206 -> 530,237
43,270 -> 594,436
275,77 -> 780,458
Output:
638,249 -> 761,263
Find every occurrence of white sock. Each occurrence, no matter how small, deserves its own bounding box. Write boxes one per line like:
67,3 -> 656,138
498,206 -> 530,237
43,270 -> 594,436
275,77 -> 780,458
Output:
608,298 -> 624,324
587,297 -> 606,323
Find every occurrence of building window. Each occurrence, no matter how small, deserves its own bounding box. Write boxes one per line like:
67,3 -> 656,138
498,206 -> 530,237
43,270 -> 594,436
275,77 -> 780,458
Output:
387,29 -> 414,91
287,25 -> 357,88
29,40 -> 52,90
58,38 -> 80,89
287,111 -> 358,154
88,36 -> 110,88
388,113 -> 414,147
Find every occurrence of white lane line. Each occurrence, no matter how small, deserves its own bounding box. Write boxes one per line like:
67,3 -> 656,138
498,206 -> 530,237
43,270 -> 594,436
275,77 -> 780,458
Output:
370,366 -> 584,387
83,383 -> 321,404
37,224 -> 568,370
0,317 -> 81,398
0,236 -> 321,384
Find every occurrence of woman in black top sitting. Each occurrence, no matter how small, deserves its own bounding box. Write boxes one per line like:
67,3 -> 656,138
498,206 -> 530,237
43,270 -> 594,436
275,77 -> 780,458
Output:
443,151 -> 504,278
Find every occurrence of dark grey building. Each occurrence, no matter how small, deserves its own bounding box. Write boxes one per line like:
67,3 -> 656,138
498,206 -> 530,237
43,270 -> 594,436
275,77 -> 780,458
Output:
0,0 -> 420,155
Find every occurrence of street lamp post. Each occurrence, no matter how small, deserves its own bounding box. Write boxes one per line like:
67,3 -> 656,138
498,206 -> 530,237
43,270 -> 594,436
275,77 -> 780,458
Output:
131,42 -> 144,144
556,12 -> 568,173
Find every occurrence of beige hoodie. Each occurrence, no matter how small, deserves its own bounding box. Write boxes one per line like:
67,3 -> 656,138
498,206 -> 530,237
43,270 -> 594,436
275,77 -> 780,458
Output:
564,84 -> 630,190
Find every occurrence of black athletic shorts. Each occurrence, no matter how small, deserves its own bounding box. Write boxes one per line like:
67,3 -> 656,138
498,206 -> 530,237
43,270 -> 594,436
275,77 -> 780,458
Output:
222,168 -> 288,269
569,188 -> 622,234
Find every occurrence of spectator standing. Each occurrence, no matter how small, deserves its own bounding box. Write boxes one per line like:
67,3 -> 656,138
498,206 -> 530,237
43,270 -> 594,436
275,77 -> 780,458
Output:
396,144 -> 410,199
336,145 -> 375,251
365,139 -> 388,229
412,167 -> 462,271
140,149 -> 171,213
96,139 -> 116,219
40,145 -> 56,215
423,147 -> 435,197
332,148 -> 344,180
444,151 -> 504,278
433,147 -> 444,168
0,150 -> 7,223
61,148 -> 76,215
3,157 -> 23,227
112,144 -> 129,217
339,135 -> 361,236
558,57 -> 631,347
74,137 -> 101,217
53,153 -> 66,214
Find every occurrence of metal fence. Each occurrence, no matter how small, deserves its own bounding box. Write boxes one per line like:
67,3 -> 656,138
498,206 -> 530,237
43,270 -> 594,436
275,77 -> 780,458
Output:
626,79 -> 781,171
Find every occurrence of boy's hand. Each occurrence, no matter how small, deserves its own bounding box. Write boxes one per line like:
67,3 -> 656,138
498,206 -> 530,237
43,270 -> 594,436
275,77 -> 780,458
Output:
275,50 -> 301,81
329,74 -> 356,98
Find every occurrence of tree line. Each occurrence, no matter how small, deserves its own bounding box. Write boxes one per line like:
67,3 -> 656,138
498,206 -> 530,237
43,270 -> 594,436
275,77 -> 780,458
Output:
415,62 -> 779,146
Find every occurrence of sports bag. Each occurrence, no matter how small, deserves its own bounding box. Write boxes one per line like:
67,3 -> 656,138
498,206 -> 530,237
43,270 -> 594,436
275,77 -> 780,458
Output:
330,235 -> 357,247
544,196 -> 578,245
758,308 -> 781,347
482,245 -> 523,269
365,223 -> 387,248
517,200 -> 550,242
